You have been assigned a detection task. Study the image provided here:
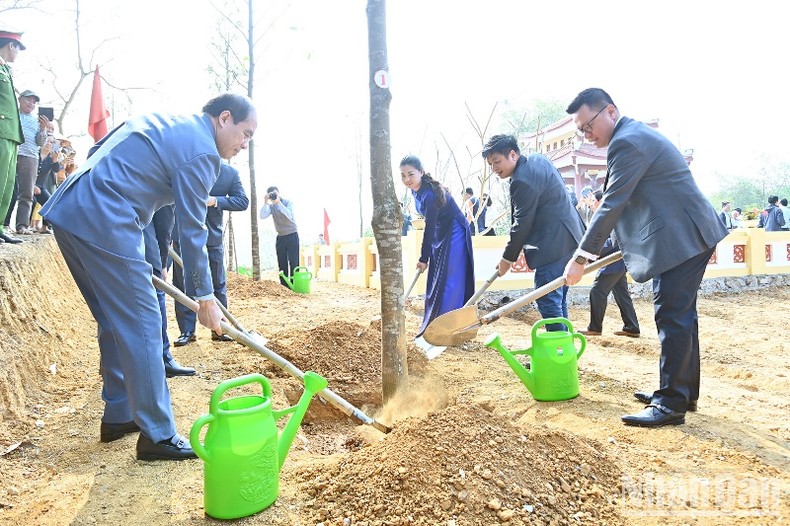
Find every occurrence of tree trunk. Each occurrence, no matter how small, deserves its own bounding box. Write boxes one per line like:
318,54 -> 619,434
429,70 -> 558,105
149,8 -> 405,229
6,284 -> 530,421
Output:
247,0 -> 261,280
366,0 -> 408,401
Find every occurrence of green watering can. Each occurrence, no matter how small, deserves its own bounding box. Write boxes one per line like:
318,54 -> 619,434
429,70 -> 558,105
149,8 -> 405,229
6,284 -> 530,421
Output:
190,372 -> 328,520
279,266 -> 313,294
485,318 -> 586,401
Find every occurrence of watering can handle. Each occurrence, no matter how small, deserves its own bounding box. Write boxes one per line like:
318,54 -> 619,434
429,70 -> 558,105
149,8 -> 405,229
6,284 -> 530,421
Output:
530,317 -> 573,337
208,374 -> 272,413
573,332 -> 586,359
190,413 -> 215,462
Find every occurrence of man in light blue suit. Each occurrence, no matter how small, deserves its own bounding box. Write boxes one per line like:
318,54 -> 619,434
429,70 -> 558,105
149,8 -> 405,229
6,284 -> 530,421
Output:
41,93 -> 257,460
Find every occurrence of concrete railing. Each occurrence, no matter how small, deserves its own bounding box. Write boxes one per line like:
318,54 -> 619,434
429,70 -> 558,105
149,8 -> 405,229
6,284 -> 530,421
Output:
301,227 -> 790,295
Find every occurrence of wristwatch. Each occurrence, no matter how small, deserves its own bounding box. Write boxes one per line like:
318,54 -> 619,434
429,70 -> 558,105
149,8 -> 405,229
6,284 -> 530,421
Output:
574,254 -> 588,265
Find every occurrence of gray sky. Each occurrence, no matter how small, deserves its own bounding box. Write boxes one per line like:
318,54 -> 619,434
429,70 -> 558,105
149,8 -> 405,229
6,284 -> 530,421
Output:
6,0 -> 786,255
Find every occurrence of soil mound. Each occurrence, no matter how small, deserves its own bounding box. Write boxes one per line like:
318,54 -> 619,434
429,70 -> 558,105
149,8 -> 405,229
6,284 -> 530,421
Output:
295,403 -> 624,526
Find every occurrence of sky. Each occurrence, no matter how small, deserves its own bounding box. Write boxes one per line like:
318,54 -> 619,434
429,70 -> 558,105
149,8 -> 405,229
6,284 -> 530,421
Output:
4,0 -> 786,266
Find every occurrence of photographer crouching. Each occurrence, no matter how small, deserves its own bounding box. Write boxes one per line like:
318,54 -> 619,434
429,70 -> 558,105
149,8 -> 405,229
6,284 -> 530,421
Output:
259,185 -> 300,287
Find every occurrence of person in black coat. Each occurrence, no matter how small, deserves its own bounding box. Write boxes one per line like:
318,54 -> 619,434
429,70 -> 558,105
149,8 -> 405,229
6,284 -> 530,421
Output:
172,162 -> 249,345
483,134 -> 584,331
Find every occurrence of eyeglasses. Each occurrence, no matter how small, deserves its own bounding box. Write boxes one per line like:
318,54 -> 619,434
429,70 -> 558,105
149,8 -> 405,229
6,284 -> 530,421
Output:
578,105 -> 609,135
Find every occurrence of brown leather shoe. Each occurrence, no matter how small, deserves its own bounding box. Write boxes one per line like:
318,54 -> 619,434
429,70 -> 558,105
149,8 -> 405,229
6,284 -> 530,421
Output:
578,329 -> 601,336
614,330 -> 640,338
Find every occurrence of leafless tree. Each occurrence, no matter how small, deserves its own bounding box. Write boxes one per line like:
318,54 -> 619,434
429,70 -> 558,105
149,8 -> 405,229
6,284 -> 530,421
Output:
366,0 -> 408,401
208,0 -> 290,280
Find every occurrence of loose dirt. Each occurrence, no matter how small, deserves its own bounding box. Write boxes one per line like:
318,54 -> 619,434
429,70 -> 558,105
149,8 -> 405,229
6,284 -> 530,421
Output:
0,237 -> 787,525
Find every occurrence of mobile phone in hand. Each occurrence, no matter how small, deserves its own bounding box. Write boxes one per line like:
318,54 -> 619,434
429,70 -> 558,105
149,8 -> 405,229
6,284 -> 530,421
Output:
39,106 -> 54,121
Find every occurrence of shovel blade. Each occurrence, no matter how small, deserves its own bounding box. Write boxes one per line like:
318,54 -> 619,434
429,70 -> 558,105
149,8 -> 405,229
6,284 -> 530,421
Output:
423,305 -> 482,346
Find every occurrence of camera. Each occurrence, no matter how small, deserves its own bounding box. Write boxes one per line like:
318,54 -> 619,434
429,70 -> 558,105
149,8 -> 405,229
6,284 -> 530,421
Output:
268,191 -> 278,200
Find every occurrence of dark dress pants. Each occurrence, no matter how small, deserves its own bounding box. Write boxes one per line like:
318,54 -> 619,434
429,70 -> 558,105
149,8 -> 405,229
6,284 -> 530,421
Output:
588,270 -> 640,333
651,247 -> 715,413
276,232 -> 300,286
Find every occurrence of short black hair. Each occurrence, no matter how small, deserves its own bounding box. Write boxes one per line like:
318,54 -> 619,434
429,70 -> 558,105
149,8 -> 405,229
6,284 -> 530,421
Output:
768,195 -> 779,204
465,187 -> 474,195
566,88 -> 616,114
782,198 -> 788,207
594,190 -> 603,201
722,201 -> 730,207
481,134 -> 519,159
202,93 -> 255,123
266,186 -> 279,193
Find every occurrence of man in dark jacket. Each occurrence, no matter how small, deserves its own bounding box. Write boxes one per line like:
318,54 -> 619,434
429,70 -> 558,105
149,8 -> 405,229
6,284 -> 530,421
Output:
564,88 -> 727,428
483,134 -> 584,331
173,162 -> 249,346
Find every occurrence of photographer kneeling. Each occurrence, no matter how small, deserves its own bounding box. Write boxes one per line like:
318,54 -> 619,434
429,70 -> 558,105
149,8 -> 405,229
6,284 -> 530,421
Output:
259,186 -> 299,287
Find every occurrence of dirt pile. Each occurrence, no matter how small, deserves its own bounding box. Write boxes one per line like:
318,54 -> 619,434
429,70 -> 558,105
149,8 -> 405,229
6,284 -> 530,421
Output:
295,403 -> 623,526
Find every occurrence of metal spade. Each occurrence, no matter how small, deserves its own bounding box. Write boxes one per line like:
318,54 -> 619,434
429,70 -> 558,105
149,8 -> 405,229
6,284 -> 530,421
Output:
423,251 -> 623,346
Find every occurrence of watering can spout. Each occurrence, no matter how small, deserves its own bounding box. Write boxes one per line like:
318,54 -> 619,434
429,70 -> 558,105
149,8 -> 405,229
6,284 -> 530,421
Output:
278,271 -> 295,291
484,333 -> 535,394
276,371 -> 328,471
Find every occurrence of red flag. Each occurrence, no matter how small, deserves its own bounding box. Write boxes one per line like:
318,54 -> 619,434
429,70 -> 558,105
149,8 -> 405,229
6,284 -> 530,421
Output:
323,208 -> 331,245
88,65 -> 110,142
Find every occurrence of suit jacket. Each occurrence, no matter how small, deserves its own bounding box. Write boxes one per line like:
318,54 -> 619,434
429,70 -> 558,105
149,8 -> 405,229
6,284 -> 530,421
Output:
718,211 -> 733,229
504,154 -> 584,268
41,113 -> 222,297
206,163 -> 248,247
143,205 -> 175,272
579,117 -> 728,282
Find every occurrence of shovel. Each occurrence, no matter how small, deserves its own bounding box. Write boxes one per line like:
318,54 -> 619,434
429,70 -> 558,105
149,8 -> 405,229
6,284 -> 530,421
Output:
403,267 -> 424,305
413,268 -> 501,360
168,247 -> 268,346
423,251 -> 623,346
153,275 -> 392,434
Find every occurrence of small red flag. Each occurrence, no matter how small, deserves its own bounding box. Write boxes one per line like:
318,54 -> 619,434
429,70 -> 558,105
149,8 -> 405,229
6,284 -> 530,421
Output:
88,65 -> 110,142
323,208 -> 331,245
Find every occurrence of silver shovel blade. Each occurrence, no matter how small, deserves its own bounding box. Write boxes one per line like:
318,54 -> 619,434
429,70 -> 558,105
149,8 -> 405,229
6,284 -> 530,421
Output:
423,305 -> 482,346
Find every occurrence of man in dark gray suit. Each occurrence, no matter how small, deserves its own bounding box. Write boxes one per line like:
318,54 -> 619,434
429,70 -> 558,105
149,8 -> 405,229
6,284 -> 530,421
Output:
483,134 -> 584,331
41,93 -> 257,459
172,162 -> 249,345
564,88 -> 727,427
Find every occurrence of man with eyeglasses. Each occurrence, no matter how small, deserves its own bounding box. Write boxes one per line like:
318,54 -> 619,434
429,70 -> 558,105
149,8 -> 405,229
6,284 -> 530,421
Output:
0,30 -> 26,245
564,88 -> 727,428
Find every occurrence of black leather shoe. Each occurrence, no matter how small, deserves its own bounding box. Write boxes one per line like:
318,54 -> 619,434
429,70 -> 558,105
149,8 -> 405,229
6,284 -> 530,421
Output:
622,404 -> 685,427
173,332 -> 196,347
0,233 -> 22,244
164,358 -> 196,378
211,332 -> 233,342
100,420 -> 141,443
136,433 -> 196,461
634,391 -> 697,411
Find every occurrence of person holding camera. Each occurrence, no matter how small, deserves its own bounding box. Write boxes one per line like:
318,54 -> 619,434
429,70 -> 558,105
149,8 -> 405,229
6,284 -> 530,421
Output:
260,186 -> 299,287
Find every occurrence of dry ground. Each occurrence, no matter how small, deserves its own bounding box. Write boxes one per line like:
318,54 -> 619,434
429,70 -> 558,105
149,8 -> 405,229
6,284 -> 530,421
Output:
0,237 -> 787,525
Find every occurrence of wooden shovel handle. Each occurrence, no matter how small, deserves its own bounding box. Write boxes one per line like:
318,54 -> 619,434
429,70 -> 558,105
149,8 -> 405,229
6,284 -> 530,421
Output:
481,251 -> 623,325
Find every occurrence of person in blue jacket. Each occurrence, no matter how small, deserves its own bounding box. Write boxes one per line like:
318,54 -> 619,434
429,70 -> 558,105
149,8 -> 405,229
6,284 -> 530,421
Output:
172,162 -> 249,345
41,93 -> 257,460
